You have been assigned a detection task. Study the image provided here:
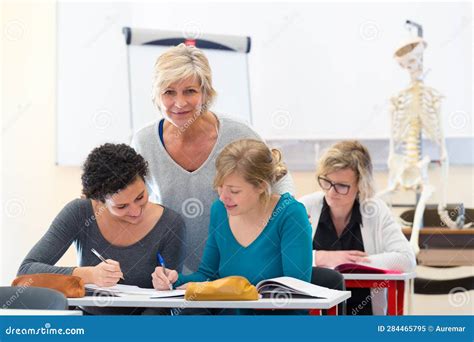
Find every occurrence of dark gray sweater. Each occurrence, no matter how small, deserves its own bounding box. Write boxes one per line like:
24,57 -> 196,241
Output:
18,199 -> 185,314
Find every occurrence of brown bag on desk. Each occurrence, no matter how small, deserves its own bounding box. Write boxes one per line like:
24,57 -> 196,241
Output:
12,273 -> 85,298
185,276 -> 259,301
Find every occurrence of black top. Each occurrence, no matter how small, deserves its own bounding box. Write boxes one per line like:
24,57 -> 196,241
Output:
314,197 -> 373,315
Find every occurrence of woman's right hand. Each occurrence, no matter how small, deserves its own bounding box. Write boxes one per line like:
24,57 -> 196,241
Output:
316,250 -> 370,268
90,259 -> 123,287
151,266 -> 178,290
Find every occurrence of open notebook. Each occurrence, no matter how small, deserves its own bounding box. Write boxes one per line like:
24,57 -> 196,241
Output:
85,284 -> 185,298
334,263 -> 402,274
256,277 -> 345,299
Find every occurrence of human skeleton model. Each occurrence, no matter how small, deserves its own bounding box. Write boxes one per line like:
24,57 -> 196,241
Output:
378,36 -> 464,256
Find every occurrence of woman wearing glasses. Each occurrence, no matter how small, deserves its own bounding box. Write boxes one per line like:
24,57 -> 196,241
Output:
299,140 -> 415,315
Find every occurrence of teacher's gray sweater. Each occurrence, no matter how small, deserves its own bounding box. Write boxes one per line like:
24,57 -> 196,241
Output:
132,115 -> 294,273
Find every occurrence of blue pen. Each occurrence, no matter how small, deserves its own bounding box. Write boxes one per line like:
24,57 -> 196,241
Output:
156,252 -> 173,290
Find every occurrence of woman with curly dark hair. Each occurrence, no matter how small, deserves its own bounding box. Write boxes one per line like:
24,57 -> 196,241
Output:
17,143 -> 185,315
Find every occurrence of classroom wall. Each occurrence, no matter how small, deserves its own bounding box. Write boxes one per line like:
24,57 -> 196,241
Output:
1,0 -> 83,284
2,1 -> 472,314
53,1 -> 473,168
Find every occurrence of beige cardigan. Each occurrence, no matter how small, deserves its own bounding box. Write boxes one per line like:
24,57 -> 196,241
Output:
299,191 -> 416,315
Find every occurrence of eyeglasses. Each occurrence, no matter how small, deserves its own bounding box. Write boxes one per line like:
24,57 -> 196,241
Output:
317,176 -> 351,195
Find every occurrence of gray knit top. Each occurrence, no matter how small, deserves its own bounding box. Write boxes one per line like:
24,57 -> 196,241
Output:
132,115 -> 294,273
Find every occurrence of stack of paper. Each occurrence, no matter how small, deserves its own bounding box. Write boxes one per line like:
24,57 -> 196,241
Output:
85,284 -> 185,298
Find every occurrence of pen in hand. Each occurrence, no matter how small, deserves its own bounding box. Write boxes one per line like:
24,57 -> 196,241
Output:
156,252 -> 173,291
91,248 -> 125,281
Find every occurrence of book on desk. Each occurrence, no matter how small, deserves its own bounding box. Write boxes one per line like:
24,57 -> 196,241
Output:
334,263 -> 402,274
256,277 -> 346,299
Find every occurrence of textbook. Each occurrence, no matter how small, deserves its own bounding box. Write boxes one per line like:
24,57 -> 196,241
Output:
334,263 -> 402,274
85,284 -> 185,298
256,277 -> 345,299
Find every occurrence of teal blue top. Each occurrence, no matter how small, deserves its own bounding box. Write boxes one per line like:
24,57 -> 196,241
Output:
176,193 -> 312,287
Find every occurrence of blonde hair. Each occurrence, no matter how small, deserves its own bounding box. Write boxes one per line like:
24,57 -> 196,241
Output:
151,43 -> 217,112
214,139 -> 288,203
316,140 -> 375,201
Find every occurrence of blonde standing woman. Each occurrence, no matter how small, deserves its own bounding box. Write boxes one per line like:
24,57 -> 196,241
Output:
152,139 -> 312,314
132,44 -> 293,274
299,140 -> 416,315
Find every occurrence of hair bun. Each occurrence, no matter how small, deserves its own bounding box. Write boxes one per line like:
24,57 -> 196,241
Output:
271,148 -> 288,182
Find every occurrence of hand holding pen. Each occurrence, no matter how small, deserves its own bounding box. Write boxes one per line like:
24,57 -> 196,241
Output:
152,252 -> 178,291
90,248 -> 124,287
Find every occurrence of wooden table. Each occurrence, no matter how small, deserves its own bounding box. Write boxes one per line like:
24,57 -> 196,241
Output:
402,227 -> 474,266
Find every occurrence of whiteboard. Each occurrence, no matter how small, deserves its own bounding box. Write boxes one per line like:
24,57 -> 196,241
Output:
56,2 -> 472,166
56,3 -> 251,166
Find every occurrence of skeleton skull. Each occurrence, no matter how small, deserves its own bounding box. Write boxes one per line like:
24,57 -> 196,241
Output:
394,37 -> 427,80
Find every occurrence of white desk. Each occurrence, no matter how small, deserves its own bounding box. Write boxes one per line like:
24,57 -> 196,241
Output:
342,272 -> 416,281
0,309 -> 83,316
68,292 -> 351,315
342,272 -> 416,315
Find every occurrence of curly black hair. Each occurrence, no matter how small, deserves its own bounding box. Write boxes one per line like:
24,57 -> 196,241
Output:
81,143 -> 148,202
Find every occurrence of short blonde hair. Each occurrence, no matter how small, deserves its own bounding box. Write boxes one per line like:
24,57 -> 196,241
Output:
214,139 -> 288,203
151,43 -> 217,112
316,140 -> 375,201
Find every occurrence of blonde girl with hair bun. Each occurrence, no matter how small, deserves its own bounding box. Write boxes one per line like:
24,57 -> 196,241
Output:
152,139 -> 312,315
